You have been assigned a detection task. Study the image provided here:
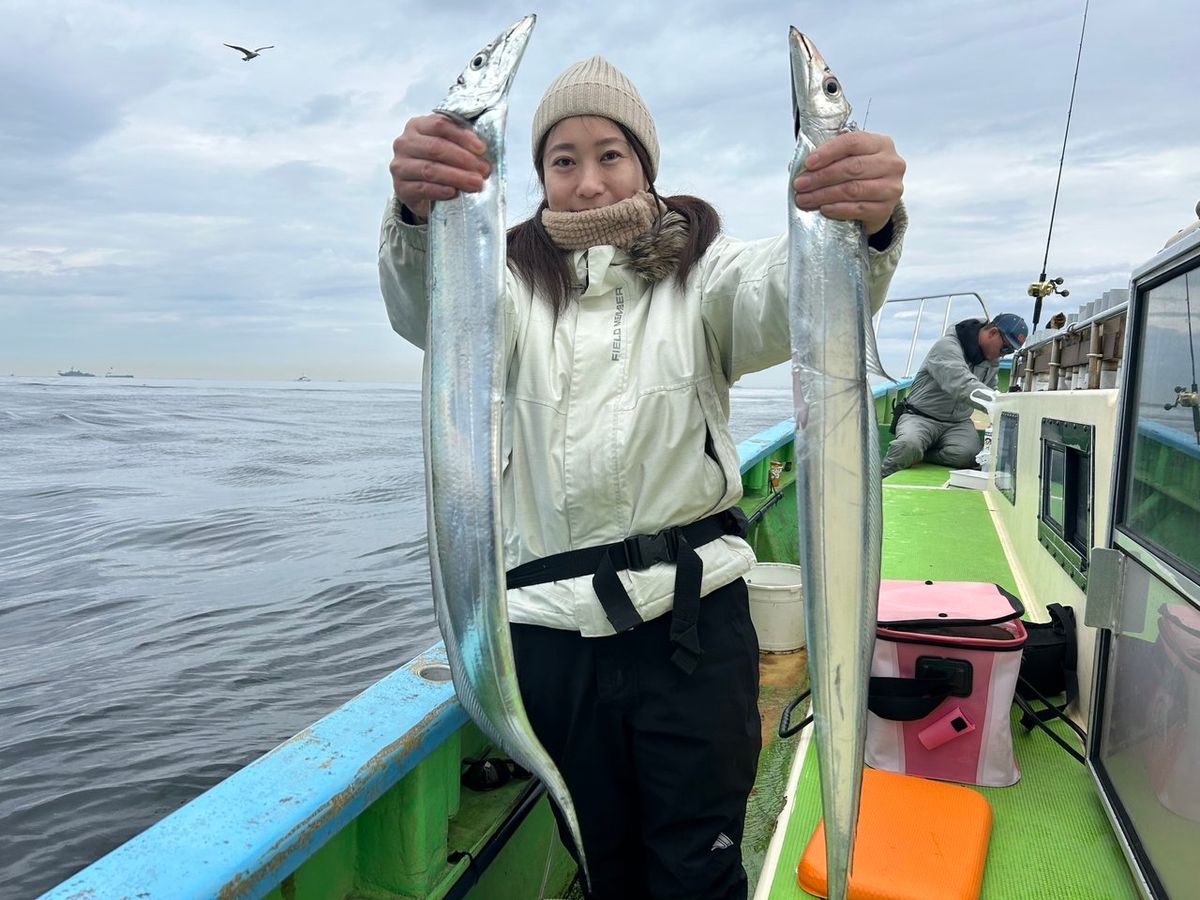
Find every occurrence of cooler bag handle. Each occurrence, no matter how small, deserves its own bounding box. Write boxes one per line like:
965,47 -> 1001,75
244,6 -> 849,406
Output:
779,689 -> 813,738
781,658 -> 971,735
780,680 -> 955,734
869,655 -> 974,721
868,675 -> 955,721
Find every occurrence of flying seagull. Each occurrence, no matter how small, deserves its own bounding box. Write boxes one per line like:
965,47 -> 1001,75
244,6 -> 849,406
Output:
224,43 -> 274,61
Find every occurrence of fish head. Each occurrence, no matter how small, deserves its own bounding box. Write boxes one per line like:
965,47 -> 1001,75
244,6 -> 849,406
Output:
435,14 -> 536,123
789,28 -> 852,141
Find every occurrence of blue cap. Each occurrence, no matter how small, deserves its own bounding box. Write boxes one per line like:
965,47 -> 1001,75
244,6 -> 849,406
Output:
991,313 -> 1028,353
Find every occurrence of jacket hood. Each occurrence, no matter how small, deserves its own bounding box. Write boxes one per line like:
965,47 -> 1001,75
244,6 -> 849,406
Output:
954,318 -> 986,366
626,209 -> 688,283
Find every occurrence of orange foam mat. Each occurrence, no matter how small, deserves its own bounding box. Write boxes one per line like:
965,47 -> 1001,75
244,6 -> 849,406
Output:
797,768 -> 993,900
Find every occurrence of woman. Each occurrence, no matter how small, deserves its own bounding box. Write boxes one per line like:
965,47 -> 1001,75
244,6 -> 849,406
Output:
380,56 -> 906,900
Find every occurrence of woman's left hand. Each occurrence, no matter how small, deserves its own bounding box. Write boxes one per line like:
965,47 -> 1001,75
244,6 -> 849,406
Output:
792,131 -> 905,237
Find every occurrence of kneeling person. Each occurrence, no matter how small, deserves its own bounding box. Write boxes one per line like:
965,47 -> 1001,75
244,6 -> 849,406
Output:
882,313 -> 1027,478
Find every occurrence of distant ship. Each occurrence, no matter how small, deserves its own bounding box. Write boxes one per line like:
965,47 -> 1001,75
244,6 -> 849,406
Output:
105,368 -> 134,378
296,375 -> 311,382
58,368 -> 95,377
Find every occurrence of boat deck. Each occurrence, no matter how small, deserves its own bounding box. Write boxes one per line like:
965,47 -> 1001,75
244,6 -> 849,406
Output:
758,464 -> 1138,899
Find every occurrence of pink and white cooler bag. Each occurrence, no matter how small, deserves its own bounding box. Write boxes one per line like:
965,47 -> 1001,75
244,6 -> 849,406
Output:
865,580 -> 1028,787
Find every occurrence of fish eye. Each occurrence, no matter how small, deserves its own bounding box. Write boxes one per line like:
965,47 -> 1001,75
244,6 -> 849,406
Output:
822,76 -> 841,97
470,53 -> 488,70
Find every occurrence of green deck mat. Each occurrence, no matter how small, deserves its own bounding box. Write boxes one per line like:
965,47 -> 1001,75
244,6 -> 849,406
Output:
764,710 -> 1136,898
882,463 -> 953,487
762,476 -> 1136,898
881,481 -> 1018,593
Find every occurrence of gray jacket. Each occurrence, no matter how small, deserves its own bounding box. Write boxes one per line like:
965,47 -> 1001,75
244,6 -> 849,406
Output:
904,319 -> 997,423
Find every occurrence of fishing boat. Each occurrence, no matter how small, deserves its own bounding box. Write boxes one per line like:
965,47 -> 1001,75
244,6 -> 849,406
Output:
44,209 -> 1199,898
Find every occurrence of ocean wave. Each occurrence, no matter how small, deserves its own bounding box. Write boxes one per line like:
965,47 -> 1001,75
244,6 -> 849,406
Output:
0,376 -> 767,896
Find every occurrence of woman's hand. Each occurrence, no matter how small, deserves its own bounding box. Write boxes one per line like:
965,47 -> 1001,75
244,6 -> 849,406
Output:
389,114 -> 492,222
793,131 -> 905,236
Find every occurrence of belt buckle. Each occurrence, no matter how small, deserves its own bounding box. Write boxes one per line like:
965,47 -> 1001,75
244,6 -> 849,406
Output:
622,529 -> 677,570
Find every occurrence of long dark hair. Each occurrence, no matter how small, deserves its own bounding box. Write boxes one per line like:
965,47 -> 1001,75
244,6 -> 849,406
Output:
507,122 -> 721,316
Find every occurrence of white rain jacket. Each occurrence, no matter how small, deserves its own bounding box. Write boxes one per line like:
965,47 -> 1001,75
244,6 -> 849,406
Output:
379,197 -> 905,635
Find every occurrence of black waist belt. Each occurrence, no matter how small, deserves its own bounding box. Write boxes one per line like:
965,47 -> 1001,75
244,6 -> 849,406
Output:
897,399 -> 964,425
505,507 -> 749,674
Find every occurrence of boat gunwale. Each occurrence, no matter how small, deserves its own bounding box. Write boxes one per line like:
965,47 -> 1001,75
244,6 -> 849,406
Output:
49,377 -> 920,898
44,646 -> 468,900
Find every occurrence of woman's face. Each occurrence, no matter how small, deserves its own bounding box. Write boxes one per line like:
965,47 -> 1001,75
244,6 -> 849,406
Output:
541,116 -> 648,212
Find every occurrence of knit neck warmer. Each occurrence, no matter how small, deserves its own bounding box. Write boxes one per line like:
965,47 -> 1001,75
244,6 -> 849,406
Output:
541,191 -> 689,284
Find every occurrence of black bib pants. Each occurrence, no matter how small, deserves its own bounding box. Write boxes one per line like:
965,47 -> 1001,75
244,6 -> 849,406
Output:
511,578 -> 762,900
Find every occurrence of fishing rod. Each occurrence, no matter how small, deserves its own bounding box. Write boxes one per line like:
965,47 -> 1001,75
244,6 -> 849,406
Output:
1163,272 -> 1200,445
1027,0 -> 1090,333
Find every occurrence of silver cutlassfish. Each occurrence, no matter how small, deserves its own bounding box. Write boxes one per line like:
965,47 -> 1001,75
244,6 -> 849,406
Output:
787,27 -> 884,900
422,13 -> 591,886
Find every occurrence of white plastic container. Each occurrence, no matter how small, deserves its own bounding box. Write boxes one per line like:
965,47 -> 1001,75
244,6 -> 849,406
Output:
947,468 -> 990,491
745,563 -> 805,652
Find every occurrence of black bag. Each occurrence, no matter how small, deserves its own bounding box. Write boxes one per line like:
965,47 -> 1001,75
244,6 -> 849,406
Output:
1014,603 -> 1086,763
1018,603 -> 1077,704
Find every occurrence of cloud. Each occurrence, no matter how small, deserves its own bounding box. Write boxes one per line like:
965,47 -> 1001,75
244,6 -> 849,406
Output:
2,0 -> 1198,382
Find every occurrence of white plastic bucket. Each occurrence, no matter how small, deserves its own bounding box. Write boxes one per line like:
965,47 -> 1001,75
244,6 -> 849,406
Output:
745,563 -> 805,652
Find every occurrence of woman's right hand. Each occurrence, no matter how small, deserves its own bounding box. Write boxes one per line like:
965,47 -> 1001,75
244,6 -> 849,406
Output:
389,114 -> 492,223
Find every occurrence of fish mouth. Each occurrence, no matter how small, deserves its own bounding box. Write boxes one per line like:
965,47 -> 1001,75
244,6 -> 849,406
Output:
790,27 -> 826,69
788,26 -> 850,137
436,14 -> 536,123
495,13 -> 536,90
789,27 -> 821,136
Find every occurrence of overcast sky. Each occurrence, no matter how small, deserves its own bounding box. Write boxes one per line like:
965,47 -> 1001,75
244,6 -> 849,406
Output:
2,0 -> 1197,384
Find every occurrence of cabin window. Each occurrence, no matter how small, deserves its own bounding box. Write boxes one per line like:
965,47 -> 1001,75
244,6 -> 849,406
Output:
1045,447 -> 1067,526
1118,268 -> 1200,579
995,411 -> 1019,504
1038,418 -> 1094,587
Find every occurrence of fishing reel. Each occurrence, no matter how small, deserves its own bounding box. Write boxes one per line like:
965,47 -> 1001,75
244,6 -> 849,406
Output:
1028,276 -> 1070,301
1164,384 -> 1200,446
1163,386 -> 1199,411
1028,276 -> 1069,334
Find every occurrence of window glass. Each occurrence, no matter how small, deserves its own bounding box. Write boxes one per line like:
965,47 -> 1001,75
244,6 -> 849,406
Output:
1039,419 -> 1094,586
1121,269 -> 1200,578
1072,458 -> 1091,554
1097,574 -> 1200,898
1046,446 -> 1066,532
996,412 -> 1019,504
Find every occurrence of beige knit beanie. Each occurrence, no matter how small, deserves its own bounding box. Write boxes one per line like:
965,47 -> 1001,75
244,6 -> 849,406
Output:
531,56 -> 659,181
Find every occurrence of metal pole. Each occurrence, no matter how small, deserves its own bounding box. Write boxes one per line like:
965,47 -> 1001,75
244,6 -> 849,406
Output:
1048,336 -> 1062,391
1087,322 -> 1103,389
905,299 -> 926,377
